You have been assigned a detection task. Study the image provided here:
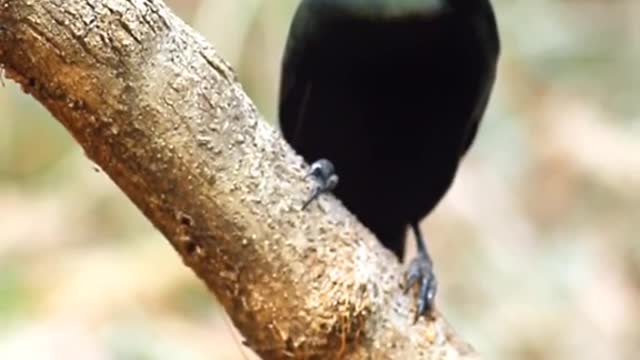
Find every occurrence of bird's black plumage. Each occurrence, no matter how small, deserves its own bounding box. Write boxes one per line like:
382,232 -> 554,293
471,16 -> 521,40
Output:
279,0 -> 499,317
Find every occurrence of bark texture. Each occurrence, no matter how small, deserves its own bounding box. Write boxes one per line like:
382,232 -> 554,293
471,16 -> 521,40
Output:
0,0 -> 479,358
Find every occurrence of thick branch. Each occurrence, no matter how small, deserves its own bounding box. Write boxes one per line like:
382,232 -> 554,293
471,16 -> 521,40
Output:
0,0 -> 478,358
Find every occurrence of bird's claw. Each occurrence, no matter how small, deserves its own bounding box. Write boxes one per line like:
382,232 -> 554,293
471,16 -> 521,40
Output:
302,159 -> 338,209
404,253 -> 437,323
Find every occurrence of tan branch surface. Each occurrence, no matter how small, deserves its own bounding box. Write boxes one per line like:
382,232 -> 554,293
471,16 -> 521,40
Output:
0,0 -> 479,358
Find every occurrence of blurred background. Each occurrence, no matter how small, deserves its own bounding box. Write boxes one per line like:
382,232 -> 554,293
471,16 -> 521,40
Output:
1,0 -> 638,359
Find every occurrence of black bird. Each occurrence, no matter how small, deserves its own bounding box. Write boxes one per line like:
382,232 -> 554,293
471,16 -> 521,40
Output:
279,0 -> 500,319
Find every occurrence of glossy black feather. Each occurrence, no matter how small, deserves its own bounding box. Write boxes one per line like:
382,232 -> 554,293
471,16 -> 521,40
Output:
279,0 -> 500,258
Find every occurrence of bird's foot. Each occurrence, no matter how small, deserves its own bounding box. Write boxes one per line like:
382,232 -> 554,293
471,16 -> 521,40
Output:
302,159 -> 338,210
404,252 -> 437,322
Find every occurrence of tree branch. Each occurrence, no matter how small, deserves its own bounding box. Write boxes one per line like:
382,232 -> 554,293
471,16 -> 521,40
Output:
0,0 -> 478,358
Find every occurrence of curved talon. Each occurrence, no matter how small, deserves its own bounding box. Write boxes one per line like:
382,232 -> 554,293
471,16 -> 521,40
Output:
405,223 -> 437,322
405,253 -> 437,322
302,159 -> 338,210
301,186 -> 321,210
416,271 -> 437,322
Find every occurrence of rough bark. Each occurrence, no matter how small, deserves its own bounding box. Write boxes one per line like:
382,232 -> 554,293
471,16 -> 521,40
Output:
0,0 -> 479,359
